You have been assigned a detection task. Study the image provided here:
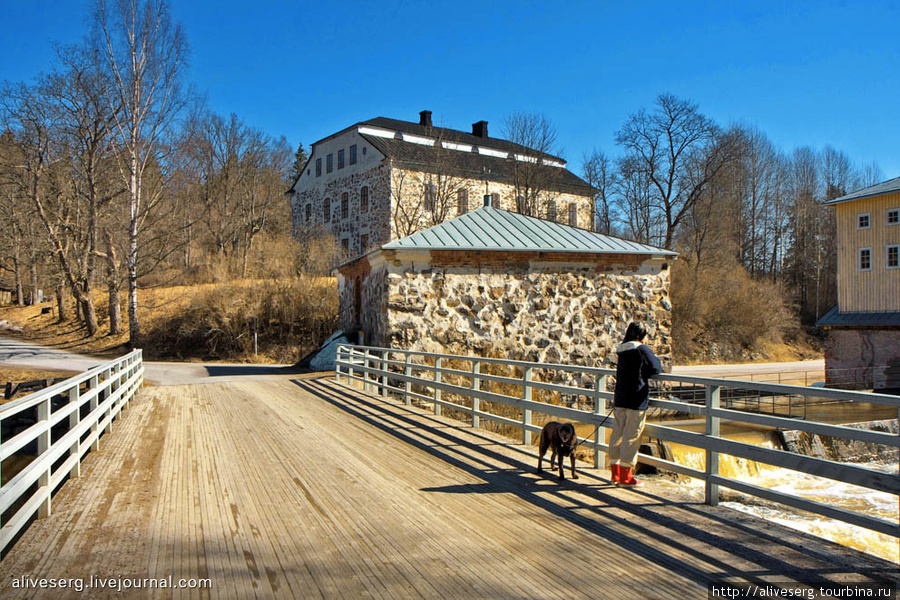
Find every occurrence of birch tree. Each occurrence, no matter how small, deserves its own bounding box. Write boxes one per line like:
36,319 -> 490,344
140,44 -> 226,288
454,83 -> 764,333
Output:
96,0 -> 188,346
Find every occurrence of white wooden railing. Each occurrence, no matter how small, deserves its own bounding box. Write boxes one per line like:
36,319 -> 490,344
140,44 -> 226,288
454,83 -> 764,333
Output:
0,350 -> 144,553
335,345 -> 900,539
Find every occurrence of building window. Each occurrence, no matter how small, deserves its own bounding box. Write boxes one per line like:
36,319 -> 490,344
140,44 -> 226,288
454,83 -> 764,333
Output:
491,192 -> 500,208
324,198 -> 331,223
458,188 -> 469,214
888,208 -> 899,225
360,186 -> 369,213
425,183 -> 436,212
349,144 -> 357,165
338,149 -> 345,169
888,245 -> 899,269
315,158 -> 322,177
326,154 -> 333,173
305,204 -> 311,223
360,233 -> 369,252
341,238 -> 349,257
858,213 -> 870,229
341,192 -> 349,219
362,146 -> 367,156
547,200 -> 557,222
568,203 -> 577,227
859,247 -> 872,271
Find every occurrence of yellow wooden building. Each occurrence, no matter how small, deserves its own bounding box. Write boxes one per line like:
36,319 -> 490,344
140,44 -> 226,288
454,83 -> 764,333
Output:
818,176 -> 900,390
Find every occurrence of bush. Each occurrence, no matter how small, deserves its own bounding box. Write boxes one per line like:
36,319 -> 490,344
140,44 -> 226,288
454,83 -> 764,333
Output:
671,261 -> 792,362
140,277 -> 338,363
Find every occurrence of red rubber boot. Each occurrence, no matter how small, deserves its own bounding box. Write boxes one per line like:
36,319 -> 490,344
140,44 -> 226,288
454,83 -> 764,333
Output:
618,466 -> 643,487
610,463 -> 621,483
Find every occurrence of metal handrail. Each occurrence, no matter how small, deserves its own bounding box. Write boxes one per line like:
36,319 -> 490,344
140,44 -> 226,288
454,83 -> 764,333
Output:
0,350 -> 144,553
334,344 -> 899,539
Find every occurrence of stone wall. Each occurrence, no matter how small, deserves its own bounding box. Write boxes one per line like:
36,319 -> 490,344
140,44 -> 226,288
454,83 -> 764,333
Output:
824,328 -> 900,390
380,260 -> 672,374
292,163 -> 392,259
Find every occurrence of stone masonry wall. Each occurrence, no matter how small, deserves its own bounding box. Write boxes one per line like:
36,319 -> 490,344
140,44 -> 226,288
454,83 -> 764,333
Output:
825,329 -> 900,390
292,163 -> 392,259
383,263 -> 672,376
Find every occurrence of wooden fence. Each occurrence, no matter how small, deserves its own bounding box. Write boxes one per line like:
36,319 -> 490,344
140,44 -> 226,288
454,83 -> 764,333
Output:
0,350 -> 144,553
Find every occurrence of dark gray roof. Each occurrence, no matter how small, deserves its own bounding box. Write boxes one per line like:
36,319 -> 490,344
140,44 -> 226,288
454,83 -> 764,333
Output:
817,306 -> 900,327
824,176 -> 900,205
362,117 -> 566,163
360,134 -> 595,196
382,205 -> 677,256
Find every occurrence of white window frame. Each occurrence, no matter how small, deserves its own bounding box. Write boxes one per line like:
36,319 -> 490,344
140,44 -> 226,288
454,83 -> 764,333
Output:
858,247 -> 872,271
887,244 -> 900,269
887,208 -> 899,226
857,213 -> 871,229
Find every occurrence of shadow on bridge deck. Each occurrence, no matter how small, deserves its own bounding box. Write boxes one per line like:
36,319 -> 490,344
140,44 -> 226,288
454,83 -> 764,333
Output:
295,379 -> 899,588
0,374 -> 895,599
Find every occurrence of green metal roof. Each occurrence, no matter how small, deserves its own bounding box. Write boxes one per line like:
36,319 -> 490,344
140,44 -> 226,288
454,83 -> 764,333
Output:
824,176 -> 900,205
382,206 -> 677,256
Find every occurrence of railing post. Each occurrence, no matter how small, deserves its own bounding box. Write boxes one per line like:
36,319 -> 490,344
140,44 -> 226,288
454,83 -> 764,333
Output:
348,347 -> 356,388
522,366 -> 533,446
705,385 -> 721,506
335,345 -> 343,384
404,355 -> 412,407
472,362 -> 481,429
38,396 -> 51,518
69,385 -> 82,478
364,349 -> 372,393
103,368 -> 112,433
434,357 -> 442,416
90,373 -> 100,451
594,374 -> 608,469
381,351 -> 388,398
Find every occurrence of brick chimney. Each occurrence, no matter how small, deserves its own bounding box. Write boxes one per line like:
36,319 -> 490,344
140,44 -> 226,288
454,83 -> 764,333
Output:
419,110 -> 432,127
472,120 -> 488,138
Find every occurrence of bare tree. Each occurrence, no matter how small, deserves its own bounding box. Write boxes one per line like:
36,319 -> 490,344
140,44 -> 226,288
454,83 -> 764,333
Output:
96,0 -> 189,346
501,112 -> 563,217
582,149 -> 616,233
615,93 -> 734,249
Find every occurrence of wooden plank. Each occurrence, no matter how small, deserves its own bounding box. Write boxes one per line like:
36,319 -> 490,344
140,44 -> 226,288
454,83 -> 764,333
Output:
2,374 -> 897,600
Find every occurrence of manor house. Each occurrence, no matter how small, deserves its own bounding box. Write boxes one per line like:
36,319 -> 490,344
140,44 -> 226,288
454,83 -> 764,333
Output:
286,110 -> 596,261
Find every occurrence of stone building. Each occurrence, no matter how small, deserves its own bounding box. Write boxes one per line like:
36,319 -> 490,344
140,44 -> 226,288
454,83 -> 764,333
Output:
286,110 -> 596,262
336,204 -> 676,369
818,176 -> 900,390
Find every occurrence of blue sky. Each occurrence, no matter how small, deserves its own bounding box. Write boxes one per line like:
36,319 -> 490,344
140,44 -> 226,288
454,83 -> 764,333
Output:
2,0 -> 898,181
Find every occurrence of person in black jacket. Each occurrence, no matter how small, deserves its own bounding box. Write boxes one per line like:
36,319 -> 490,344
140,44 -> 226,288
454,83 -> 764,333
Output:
609,322 -> 662,487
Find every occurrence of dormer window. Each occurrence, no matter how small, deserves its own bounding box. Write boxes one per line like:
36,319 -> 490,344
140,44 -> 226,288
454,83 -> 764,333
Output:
858,213 -> 870,229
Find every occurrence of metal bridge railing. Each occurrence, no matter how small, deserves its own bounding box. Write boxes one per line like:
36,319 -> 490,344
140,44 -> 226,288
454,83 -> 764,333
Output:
0,350 -> 144,553
335,344 -> 899,539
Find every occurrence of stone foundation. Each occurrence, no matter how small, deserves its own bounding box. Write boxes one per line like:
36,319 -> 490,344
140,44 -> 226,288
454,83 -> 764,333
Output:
824,329 -> 900,390
380,264 -> 671,374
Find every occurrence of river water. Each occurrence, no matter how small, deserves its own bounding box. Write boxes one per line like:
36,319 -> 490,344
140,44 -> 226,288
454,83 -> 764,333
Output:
643,399 -> 900,564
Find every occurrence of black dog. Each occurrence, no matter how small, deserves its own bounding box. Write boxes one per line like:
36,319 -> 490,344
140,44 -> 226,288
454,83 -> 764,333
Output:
537,421 -> 579,480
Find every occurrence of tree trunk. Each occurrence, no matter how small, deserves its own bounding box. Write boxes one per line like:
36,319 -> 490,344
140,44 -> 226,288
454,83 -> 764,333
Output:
105,230 -> 121,335
13,249 -> 24,306
56,283 -> 67,322
29,258 -> 38,306
127,153 -> 141,348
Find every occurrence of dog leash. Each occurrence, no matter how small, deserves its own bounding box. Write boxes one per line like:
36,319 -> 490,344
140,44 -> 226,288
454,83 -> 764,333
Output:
575,406 -> 615,447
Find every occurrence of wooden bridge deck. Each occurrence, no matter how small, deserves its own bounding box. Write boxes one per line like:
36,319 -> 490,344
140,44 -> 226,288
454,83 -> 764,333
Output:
1,374 -> 896,599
